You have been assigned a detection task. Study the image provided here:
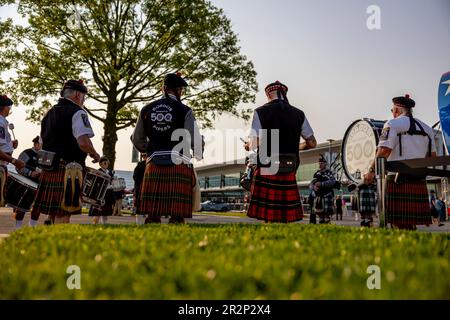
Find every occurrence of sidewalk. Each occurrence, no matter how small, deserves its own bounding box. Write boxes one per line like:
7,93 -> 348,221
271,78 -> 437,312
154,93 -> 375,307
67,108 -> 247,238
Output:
0,208 -> 448,236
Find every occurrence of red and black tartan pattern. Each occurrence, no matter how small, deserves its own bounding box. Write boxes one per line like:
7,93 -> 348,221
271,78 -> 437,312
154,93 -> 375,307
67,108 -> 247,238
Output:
247,168 -> 303,223
386,179 -> 432,226
138,163 -> 194,219
31,167 -> 82,219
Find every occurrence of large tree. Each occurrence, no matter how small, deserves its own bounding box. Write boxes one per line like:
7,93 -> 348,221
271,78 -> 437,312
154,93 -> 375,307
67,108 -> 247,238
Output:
0,0 -> 257,168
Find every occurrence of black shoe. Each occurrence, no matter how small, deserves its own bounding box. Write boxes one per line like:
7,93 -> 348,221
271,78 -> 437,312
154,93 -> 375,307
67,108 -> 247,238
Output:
439,223 -> 445,227
319,219 -> 325,224
44,219 -> 53,226
145,217 -> 161,224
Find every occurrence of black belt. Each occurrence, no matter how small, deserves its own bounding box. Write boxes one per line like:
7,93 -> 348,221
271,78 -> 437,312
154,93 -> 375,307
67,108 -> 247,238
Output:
387,174 -> 425,183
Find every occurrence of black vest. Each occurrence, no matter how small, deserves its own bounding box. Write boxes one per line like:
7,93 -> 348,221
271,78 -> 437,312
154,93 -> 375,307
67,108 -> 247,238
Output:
313,169 -> 334,196
41,99 -> 87,167
141,97 -> 191,155
256,100 -> 306,164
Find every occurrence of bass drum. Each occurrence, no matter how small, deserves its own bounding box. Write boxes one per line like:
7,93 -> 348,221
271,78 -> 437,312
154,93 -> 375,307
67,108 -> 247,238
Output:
342,119 -> 386,184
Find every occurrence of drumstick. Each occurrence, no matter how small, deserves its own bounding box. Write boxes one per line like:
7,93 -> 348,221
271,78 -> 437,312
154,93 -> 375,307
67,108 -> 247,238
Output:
8,123 -> 16,140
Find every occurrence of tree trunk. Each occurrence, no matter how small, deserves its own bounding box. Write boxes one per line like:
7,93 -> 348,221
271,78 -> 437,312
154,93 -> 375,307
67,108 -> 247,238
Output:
102,109 -> 119,170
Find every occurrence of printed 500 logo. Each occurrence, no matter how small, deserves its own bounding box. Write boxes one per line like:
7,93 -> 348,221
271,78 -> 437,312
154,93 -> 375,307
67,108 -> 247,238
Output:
151,113 -> 173,122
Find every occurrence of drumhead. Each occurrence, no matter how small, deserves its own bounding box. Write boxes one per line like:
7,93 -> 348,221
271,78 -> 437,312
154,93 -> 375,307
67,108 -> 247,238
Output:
8,172 -> 38,189
342,119 -> 386,183
85,167 -> 111,179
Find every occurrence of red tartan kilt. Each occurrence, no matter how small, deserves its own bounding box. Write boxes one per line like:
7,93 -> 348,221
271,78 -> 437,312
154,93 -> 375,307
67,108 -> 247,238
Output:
138,163 -> 194,219
31,167 -> 81,219
386,179 -> 432,226
247,168 -> 303,223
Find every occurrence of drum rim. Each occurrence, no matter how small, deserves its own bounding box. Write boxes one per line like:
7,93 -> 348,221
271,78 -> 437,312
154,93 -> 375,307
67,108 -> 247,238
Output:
341,119 -> 385,183
85,167 -> 111,179
7,171 -> 39,189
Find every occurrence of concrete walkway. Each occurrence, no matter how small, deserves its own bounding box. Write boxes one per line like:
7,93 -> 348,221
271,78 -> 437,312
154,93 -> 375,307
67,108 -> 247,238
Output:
0,208 -> 448,236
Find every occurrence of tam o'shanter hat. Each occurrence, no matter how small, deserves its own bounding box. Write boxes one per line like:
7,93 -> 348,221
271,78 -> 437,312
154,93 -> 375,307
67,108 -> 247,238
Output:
99,156 -> 109,163
393,94 -> 415,109
265,81 -> 288,95
0,95 -> 14,107
61,79 -> 88,96
164,72 -> 188,89
319,154 -> 328,163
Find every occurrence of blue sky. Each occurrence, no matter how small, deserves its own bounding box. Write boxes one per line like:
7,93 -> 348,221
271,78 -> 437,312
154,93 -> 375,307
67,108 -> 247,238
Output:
1,0 -> 449,170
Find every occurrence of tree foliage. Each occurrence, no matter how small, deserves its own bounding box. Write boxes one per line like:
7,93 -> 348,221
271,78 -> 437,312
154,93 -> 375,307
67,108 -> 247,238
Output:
0,0 -> 258,167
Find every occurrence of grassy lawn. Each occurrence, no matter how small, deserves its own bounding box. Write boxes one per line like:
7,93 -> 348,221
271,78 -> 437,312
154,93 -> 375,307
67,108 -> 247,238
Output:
0,224 -> 448,299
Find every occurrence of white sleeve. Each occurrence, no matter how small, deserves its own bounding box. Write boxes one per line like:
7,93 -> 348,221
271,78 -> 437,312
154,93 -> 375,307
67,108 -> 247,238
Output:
248,112 -> 261,151
72,110 -> 94,139
301,117 -> 314,140
378,120 -> 397,150
0,121 -> 7,147
428,127 -> 437,154
249,112 -> 262,138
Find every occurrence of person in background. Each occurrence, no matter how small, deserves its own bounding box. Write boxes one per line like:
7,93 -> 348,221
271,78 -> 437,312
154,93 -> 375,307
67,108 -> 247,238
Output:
334,195 -> 343,221
13,136 -> 47,228
89,156 -> 115,225
429,190 -> 439,225
113,189 -> 124,216
435,196 -> 446,227
311,156 -> 337,224
133,152 -> 147,224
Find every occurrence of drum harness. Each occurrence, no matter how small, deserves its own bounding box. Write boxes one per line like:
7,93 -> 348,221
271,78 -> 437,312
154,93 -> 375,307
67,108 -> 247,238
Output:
397,116 -> 432,158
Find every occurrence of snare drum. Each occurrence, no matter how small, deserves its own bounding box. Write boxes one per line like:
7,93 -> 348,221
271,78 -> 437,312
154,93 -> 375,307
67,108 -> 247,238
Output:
82,168 -> 112,206
6,172 -> 38,212
342,119 -> 386,184
111,177 -> 126,192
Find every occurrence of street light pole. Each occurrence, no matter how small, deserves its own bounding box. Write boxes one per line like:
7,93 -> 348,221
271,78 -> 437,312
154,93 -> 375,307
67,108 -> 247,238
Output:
326,139 -> 335,165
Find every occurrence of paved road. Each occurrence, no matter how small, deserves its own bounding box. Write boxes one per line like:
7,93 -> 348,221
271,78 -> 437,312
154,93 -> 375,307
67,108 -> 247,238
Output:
0,207 -> 448,236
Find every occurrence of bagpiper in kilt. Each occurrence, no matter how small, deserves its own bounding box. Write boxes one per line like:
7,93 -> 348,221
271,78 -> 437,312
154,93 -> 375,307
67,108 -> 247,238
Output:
31,80 -> 101,225
364,94 -> 436,230
245,81 -> 317,223
132,73 -> 203,224
310,155 -> 338,224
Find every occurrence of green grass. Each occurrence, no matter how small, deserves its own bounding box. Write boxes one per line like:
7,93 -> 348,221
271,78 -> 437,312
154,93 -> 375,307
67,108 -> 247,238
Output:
0,224 -> 448,299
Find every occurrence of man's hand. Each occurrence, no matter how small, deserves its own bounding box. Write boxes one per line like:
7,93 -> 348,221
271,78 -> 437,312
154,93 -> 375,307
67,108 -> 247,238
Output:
12,140 -> 18,149
89,152 -> 101,163
30,171 -> 41,179
13,159 -> 25,170
364,172 -> 376,184
244,141 -> 250,152
314,181 -> 321,191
